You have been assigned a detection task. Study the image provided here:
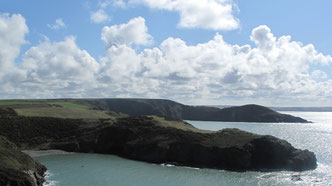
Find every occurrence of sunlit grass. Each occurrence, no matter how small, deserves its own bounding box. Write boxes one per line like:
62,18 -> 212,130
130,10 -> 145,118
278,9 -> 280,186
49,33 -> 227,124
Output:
0,100 -> 44,106
14,107 -> 113,119
149,115 -> 213,133
0,99 -> 90,109
48,101 -> 90,109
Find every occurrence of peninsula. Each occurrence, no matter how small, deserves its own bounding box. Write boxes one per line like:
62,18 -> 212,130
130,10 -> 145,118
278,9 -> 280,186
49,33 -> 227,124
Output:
0,99 -> 316,185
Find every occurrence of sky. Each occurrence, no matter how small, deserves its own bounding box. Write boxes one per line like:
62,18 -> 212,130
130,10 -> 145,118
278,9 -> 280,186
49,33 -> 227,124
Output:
0,0 -> 332,106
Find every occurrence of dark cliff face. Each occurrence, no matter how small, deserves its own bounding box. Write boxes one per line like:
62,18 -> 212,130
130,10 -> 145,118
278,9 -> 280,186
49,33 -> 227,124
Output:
0,136 -> 46,186
79,99 -> 310,123
0,108 -> 316,172
92,117 -> 316,171
1,112 -> 315,172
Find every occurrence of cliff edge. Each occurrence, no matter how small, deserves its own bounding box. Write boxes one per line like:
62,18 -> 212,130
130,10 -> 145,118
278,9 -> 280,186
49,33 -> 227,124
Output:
0,136 -> 46,186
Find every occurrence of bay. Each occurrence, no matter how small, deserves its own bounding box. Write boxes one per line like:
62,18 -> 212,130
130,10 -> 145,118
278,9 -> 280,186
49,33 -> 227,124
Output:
37,111 -> 332,185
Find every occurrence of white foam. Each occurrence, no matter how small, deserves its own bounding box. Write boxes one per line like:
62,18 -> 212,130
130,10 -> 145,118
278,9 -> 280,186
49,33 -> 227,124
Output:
43,171 -> 58,186
161,163 -> 175,167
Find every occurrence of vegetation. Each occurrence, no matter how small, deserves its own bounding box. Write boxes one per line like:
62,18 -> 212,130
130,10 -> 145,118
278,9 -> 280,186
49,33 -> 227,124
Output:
149,115 -> 212,133
14,107 -> 114,119
0,107 -> 317,172
0,99 -> 91,109
1,98 -> 310,123
48,101 -> 90,109
0,136 -> 46,186
0,98 -> 317,184
0,99 -> 106,119
78,99 -> 310,123
0,100 -> 44,106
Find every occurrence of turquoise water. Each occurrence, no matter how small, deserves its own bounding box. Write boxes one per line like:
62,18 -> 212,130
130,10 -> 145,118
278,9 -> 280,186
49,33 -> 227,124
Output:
36,112 -> 332,185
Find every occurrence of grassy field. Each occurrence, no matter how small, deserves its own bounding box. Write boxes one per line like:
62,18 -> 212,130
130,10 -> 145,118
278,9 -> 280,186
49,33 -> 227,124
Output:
150,115 -> 213,133
0,99 -> 127,119
14,107 -> 114,119
0,100 -> 44,106
0,99 -> 90,109
47,101 -> 90,109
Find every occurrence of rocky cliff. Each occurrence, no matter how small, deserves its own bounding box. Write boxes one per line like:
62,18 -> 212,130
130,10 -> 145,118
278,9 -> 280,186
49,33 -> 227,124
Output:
0,136 -> 46,186
83,116 -> 317,171
0,110 -> 316,172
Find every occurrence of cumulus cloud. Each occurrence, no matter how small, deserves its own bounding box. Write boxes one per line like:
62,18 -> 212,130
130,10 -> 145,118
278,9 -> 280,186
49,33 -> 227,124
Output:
250,25 -> 276,50
0,13 -> 28,78
130,0 -> 239,30
98,24 -> 332,105
18,36 -> 100,98
90,9 -> 111,24
47,18 -> 66,30
101,16 -> 153,47
1,13 -> 332,106
0,13 -> 28,97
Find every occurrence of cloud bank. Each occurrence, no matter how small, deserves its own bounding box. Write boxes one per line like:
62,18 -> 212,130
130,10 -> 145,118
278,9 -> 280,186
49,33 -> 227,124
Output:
1,13 -> 332,106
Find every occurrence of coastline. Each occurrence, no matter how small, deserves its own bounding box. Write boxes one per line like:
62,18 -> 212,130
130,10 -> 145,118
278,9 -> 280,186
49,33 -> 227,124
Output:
23,150 -> 73,158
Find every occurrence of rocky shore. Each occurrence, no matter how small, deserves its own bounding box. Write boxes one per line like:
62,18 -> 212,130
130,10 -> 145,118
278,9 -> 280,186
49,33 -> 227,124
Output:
75,116 -> 317,171
0,136 -> 46,186
0,110 -> 317,174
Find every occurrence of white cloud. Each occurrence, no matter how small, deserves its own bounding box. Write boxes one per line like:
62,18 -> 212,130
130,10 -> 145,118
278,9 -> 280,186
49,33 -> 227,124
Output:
311,70 -> 328,81
97,24 -> 332,105
99,0 -> 126,8
130,0 -> 239,30
91,0 -> 126,24
47,18 -> 66,30
0,13 -> 28,77
90,9 -> 111,24
18,36 -> 100,98
101,16 -> 153,47
250,25 -> 276,50
0,35 -> 100,98
1,13 -> 332,106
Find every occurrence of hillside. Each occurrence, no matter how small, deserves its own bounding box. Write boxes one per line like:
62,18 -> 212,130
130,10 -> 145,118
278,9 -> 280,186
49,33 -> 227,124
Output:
78,98 -> 310,123
0,99 -> 310,123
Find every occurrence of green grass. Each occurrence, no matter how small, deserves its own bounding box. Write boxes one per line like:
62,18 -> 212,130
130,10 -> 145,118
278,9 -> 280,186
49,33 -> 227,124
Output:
48,101 -> 90,109
0,99 -> 124,120
0,99 -> 91,109
150,115 -> 213,133
0,100 -> 44,106
14,107 -> 114,119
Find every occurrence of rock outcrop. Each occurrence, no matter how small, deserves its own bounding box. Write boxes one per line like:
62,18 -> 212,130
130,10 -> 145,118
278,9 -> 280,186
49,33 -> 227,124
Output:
91,116 -> 317,171
0,136 -> 46,186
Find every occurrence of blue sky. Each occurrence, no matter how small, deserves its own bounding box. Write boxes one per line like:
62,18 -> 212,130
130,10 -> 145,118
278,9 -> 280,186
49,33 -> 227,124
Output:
0,0 -> 332,106
2,0 -> 331,59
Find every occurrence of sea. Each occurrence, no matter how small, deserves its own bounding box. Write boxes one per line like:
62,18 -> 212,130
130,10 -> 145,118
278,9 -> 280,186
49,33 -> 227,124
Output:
35,111 -> 332,186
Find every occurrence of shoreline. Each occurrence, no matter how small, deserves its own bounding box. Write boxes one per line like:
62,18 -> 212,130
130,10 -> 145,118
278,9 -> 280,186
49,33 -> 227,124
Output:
22,149 -> 72,157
